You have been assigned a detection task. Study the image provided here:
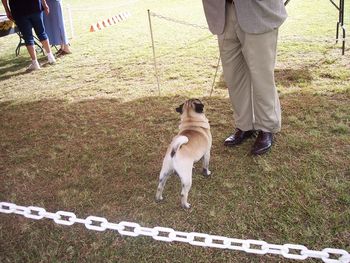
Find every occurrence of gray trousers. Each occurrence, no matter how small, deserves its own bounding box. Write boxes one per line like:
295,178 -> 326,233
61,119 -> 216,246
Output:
218,3 -> 281,133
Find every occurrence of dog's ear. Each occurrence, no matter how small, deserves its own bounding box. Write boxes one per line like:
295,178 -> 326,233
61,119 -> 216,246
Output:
194,102 -> 204,113
176,103 -> 184,114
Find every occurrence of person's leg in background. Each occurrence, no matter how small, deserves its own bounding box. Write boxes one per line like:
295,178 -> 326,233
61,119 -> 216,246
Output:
14,15 -> 41,70
218,3 -> 280,155
30,11 -> 56,64
219,3 -> 256,147
242,29 -> 281,155
57,0 -> 71,54
43,0 -> 71,55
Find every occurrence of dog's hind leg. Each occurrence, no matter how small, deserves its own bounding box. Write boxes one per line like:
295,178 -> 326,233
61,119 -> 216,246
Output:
180,175 -> 192,209
176,163 -> 193,209
155,157 -> 173,202
202,150 -> 211,177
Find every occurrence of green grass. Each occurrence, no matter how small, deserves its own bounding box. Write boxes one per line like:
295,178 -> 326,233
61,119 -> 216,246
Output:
0,0 -> 349,262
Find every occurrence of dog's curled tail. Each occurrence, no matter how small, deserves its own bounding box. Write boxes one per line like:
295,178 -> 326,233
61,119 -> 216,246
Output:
170,135 -> 189,158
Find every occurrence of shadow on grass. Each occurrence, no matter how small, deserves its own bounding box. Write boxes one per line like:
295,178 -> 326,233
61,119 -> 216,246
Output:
276,68 -> 313,87
1,93 -> 348,204
0,93 -> 349,262
0,51 -> 50,81
0,55 -> 30,80
214,67 -> 314,91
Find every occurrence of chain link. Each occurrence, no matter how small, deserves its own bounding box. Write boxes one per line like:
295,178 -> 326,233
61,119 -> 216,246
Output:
282,244 -> 309,260
168,230 -> 190,243
85,216 -> 108,231
1,202 -> 349,263
25,206 -> 46,220
188,232 -> 211,247
205,235 -> 227,249
322,248 -> 350,263
12,205 -> 28,216
243,239 -> 269,255
54,211 -> 76,225
224,238 -> 246,251
118,221 -> 141,237
152,227 -> 174,242
263,243 -> 289,255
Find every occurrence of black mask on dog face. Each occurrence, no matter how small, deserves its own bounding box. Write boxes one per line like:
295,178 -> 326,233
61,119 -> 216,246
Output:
194,102 -> 204,113
176,99 -> 204,114
176,103 -> 184,114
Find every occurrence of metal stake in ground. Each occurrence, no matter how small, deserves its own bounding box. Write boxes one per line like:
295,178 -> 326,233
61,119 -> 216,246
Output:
209,55 -> 221,98
147,9 -> 161,96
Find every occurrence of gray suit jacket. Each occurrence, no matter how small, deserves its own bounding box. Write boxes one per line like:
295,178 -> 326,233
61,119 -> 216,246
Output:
202,0 -> 287,34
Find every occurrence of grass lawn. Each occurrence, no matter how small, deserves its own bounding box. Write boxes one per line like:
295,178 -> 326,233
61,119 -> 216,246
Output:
0,0 -> 349,262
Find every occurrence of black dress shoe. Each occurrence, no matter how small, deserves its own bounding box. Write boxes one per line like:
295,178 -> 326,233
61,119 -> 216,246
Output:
251,131 -> 273,155
224,128 -> 255,147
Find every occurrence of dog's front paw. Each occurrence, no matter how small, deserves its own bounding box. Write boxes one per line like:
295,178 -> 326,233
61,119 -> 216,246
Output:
202,168 -> 211,177
155,195 -> 164,203
181,202 -> 191,209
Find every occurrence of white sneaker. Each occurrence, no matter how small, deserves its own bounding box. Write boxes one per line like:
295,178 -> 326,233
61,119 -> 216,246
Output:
27,61 -> 41,71
47,53 -> 56,64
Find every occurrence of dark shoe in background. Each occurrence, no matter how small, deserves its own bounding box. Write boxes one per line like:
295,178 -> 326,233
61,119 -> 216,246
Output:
251,131 -> 273,155
55,49 -> 63,56
224,128 -> 255,147
56,49 -> 72,57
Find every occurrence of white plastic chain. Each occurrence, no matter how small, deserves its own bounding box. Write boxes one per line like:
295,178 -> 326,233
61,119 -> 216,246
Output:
1,202 -> 349,263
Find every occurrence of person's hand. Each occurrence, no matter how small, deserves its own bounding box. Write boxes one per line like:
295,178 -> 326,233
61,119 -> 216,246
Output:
43,4 -> 50,15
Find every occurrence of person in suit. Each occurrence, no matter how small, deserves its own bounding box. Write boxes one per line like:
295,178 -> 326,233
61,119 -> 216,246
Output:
202,0 -> 287,155
1,0 -> 56,70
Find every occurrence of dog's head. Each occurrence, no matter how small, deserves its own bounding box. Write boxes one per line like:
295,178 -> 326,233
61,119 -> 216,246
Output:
176,99 -> 204,116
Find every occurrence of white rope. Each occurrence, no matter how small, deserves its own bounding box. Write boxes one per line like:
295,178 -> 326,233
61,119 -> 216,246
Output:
1,202 -> 349,263
279,35 -> 349,43
149,12 -> 349,44
150,12 -> 208,30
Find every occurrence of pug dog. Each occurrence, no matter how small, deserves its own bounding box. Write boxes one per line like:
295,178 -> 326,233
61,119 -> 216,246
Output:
155,99 -> 212,209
